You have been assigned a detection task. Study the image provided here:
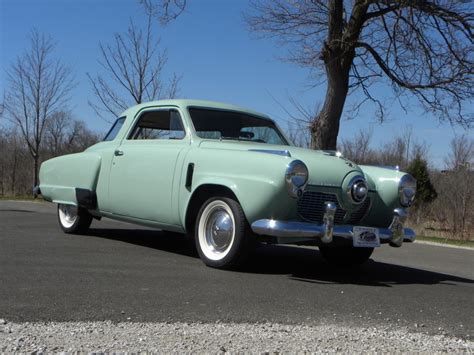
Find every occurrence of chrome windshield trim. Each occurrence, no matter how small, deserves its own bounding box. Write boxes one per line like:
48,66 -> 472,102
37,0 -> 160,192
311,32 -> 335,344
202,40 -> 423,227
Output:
248,149 -> 292,157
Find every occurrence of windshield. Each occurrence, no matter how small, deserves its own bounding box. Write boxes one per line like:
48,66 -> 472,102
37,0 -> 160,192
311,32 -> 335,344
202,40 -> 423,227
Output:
188,108 -> 289,145
103,117 -> 125,141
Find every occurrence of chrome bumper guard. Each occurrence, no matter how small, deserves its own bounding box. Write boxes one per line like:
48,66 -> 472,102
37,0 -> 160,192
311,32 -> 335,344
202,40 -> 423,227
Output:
251,202 -> 415,247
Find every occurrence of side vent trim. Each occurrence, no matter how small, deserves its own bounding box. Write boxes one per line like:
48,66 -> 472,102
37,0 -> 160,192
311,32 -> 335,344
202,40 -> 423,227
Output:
185,163 -> 194,190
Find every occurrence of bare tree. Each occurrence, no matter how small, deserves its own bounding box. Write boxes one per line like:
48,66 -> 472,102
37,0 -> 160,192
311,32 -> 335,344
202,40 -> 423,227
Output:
4,30 -> 74,188
42,110 -> 100,157
44,111 -> 74,156
277,96 -> 318,148
88,13 -> 180,121
287,118 -> 312,148
140,1 -> 473,150
0,92 -> 5,118
340,130 -> 374,163
247,1 -> 473,149
63,120 -> 100,153
0,127 -> 6,195
140,0 -> 187,24
433,135 -> 473,239
445,134 -> 474,170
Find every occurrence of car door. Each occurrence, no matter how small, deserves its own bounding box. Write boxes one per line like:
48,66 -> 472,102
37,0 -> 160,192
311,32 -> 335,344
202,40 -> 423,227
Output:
107,107 -> 188,224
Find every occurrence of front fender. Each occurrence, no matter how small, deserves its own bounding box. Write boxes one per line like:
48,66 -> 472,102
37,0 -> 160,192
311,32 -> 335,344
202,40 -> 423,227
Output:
179,150 -> 299,228
360,165 -> 406,227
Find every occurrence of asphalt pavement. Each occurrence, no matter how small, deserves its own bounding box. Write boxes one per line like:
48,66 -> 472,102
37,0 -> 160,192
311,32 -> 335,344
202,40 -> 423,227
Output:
0,200 -> 473,340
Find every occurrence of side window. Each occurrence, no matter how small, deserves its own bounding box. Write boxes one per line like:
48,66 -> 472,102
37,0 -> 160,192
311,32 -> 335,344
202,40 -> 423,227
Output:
128,109 -> 185,140
103,117 -> 126,141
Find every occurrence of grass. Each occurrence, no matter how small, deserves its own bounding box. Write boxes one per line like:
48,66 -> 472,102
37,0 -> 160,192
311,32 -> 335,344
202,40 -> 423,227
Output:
417,235 -> 474,248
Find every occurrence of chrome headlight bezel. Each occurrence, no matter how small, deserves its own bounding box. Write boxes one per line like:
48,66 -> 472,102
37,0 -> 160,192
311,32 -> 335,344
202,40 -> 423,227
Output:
346,175 -> 369,205
285,160 -> 309,198
399,174 -> 417,207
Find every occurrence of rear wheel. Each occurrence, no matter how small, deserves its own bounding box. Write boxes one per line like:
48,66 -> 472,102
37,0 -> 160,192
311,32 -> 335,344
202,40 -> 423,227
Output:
57,204 -> 93,234
195,197 -> 253,269
319,246 -> 374,266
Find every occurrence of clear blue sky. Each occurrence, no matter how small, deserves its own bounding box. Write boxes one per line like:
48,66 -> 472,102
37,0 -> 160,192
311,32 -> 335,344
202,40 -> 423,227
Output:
1,0 -> 472,167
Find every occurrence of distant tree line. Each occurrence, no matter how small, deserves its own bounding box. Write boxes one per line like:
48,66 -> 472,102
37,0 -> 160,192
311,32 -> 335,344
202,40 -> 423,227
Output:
0,113 -> 99,196
1,10 -> 178,193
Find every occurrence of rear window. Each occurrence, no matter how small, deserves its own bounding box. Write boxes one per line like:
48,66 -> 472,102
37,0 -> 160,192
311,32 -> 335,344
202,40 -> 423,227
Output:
103,117 -> 125,141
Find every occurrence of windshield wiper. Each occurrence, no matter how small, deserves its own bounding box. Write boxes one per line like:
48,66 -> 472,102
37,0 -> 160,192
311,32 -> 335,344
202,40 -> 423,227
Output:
220,136 -> 266,143
220,136 -> 247,141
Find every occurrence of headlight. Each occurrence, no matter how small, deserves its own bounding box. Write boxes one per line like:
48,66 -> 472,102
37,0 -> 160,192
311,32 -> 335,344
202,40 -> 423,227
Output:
285,160 -> 308,198
399,174 -> 416,207
346,175 -> 368,204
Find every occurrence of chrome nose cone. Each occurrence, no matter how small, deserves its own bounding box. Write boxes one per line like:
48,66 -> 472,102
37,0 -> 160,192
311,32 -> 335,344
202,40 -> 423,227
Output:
354,184 -> 368,200
347,176 -> 369,204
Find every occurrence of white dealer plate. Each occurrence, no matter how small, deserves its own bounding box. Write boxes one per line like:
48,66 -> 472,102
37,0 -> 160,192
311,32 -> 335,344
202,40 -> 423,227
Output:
353,226 -> 380,248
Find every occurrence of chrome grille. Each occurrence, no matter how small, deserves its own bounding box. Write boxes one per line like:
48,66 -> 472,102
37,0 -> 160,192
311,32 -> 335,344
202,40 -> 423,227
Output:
297,191 -> 371,225
346,197 -> 371,224
297,191 -> 346,224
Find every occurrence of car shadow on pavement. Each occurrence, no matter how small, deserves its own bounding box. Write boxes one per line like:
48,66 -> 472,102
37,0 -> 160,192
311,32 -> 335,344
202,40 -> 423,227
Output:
244,244 -> 474,287
86,228 -> 198,258
85,228 -> 473,288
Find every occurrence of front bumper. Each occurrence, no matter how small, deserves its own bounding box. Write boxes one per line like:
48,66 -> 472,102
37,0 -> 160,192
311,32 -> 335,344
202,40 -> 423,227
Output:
251,202 -> 415,247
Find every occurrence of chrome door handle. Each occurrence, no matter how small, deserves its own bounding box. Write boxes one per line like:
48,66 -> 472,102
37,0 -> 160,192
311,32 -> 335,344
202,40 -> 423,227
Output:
114,150 -> 124,156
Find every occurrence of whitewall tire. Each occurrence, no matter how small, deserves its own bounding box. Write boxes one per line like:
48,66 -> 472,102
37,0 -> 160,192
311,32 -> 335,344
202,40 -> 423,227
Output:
57,204 -> 93,234
195,197 -> 253,269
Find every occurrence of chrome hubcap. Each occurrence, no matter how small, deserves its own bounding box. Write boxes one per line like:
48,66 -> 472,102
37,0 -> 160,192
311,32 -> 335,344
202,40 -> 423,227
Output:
58,204 -> 78,228
206,210 -> 234,252
198,200 -> 235,261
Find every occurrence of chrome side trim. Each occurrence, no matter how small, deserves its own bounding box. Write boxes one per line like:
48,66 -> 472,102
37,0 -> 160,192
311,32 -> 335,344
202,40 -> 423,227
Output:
322,150 -> 343,158
248,149 -> 291,157
369,165 -> 400,171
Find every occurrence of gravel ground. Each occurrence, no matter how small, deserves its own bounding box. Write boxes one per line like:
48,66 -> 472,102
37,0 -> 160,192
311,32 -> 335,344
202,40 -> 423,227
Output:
0,320 -> 472,353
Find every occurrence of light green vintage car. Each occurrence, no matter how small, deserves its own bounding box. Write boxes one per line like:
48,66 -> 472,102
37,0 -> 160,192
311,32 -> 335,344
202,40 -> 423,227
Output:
37,99 -> 416,269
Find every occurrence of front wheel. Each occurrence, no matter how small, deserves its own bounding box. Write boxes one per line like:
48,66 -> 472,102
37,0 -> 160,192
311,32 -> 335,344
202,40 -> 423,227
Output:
57,204 -> 93,234
319,246 -> 374,266
195,197 -> 253,269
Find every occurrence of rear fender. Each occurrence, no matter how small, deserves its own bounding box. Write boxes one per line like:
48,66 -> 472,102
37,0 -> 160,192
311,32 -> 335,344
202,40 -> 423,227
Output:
39,152 -> 101,206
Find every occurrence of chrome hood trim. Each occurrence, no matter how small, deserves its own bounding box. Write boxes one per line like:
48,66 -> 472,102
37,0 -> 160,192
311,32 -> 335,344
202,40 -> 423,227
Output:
248,149 -> 292,157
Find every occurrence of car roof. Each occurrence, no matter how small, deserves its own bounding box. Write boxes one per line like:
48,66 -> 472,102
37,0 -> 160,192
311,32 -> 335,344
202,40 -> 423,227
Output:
120,99 -> 272,120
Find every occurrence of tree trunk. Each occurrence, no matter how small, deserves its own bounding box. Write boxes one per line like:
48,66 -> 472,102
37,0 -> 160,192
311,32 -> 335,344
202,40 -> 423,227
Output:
33,154 -> 39,192
11,152 -> 17,195
311,64 -> 350,150
0,159 -> 4,196
310,0 -> 352,151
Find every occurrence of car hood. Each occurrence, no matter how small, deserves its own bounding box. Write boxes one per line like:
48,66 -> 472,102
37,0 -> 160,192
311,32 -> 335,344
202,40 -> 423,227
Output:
199,140 -> 363,187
